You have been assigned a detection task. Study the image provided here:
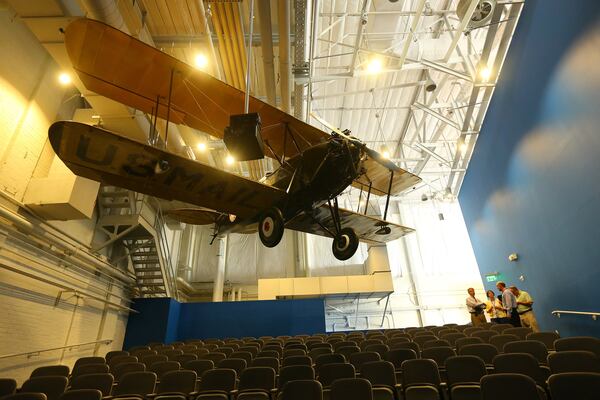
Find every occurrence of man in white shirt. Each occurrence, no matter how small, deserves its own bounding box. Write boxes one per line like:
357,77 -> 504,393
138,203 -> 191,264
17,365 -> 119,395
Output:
466,288 -> 487,326
496,281 -> 522,327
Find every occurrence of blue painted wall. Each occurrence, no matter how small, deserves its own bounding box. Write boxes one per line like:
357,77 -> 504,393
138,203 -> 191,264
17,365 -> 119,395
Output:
124,298 -> 326,348
460,0 -> 600,337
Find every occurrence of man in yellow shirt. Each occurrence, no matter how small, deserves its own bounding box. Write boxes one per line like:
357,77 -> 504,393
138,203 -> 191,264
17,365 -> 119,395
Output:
510,286 -> 540,332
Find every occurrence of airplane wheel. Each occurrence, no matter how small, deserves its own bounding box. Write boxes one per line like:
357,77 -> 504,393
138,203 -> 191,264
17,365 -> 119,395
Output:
258,207 -> 285,248
332,227 -> 359,261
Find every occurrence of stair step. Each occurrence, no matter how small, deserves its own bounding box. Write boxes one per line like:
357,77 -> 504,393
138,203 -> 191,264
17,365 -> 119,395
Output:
133,266 -> 162,272
139,289 -> 168,295
131,251 -> 158,256
137,277 -> 164,282
137,282 -> 165,287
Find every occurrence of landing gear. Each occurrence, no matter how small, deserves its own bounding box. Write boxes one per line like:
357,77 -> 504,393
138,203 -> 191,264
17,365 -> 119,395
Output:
258,207 -> 285,248
332,227 -> 359,260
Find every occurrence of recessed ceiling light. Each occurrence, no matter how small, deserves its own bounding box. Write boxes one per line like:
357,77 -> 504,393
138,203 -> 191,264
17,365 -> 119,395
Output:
194,53 -> 208,69
197,142 -> 207,151
58,72 -> 71,85
225,155 -> 235,165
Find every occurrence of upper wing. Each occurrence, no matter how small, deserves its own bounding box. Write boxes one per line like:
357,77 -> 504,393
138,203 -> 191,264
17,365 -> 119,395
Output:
64,18 -> 329,158
285,205 -> 414,245
49,121 -> 286,219
354,148 -> 422,196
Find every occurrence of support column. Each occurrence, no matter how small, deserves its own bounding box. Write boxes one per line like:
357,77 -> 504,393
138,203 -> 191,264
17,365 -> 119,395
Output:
212,235 -> 227,302
365,245 -> 391,275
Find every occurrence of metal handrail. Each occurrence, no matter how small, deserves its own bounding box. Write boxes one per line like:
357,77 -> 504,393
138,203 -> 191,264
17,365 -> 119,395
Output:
552,310 -> 600,321
0,339 -> 113,360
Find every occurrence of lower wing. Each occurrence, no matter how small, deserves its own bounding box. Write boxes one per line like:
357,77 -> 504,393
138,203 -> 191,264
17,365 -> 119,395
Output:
49,121 -> 286,219
285,205 -> 414,245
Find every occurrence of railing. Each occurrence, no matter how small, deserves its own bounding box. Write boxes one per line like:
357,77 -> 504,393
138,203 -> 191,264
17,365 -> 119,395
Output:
153,201 -> 178,300
552,310 -> 600,321
0,340 -> 113,360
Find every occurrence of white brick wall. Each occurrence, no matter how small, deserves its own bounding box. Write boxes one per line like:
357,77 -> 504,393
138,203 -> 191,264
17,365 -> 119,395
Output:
0,9 -> 132,385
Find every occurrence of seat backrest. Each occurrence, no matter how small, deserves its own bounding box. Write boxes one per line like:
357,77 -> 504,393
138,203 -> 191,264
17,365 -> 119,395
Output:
463,327 -> 485,336
555,337 -> 600,358
333,341 -> 357,351
330,378 -> 373,400
444,355 -> 487,386
470,330 -> 497,342
157,370 -> 197,394
251,357 -> 280,373
360,339 -> 384,351
238,366 -> 276,391
317,363 -> 356,387
440,333 -> 467,346
217,358 -> 247,375
349,352 -> 381,370
282,355 -> 312,367
309,347 -> 333,360
315,354 -> 345,370
113,371 -> 156,396
283,349 -> 307,358
504,327 -> 534,340
139,354 -> 168,368
548,372 -> 600,400
193,348 -> 210,357
421,347 -> 457,367
278,365 -> 315,389
199,352 -> 228,363
412,335 -> 437,348
280,380 -> 323,400
21,376 -> 68,400
423,339 -> 451,350
238,346 -> 259,357
285,343 -> 308,351
113,362 -> 146,381
179,345 -> 198,353
309,342 -> 332,350
109,355 -> 138,369
480,373 -> 540,400
489,324 -> 514,334
438,329 -> 459,337
0,378 -> 17,397
364,344 -> 390,358
489,334 -> 520,353
360,361 -> 396,387
30,366 -> 70,379
148,361 -> 180,379
73,357 -> 105,369
1,394 -> 47,400
229,351 -> 253,365
184,359 -> 214,376
527,331 -> 560,350
458,343 -> 499,365
384,348 -> 417,370
386,337 -> 410,348
401,359 -> 441,386
130,349 -> 157,359
492,353 -> 545,385
105,351 -> 129,363
548,351 -> 600,374
173,354 -> 198,365
388,341 -> 420,356
58,389 -> 101,400
70,373 -> 114,396
455,337 -> 485,351
257,350 -> 280,359
503,340 -> 548,363
216,347 -> 233,357
71,364 -> 110,378
199,368 -> 236,392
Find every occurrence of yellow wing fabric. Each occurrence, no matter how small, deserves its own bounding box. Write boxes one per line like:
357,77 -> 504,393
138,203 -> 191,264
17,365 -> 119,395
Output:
49,121 -> 285,219
354,150 -> 422,196
64,18 -> 329,158
285,205 -> 414,245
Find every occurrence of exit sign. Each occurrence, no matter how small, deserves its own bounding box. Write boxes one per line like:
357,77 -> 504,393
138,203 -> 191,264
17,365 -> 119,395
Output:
485,273 -> 503,283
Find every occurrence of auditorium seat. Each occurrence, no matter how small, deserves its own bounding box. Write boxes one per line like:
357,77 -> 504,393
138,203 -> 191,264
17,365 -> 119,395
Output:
386,338 -> 410,348
455,337 -> 484,352
282,355 -> 312,367
526,332 -> 560,350
330,378 -> 373,400
203,344 -> 219,352
184,359 -> 214,378
0,378 -> 17,397
282,349 -> 306,358
488,324 -> 514,334
555,337 -> 600,358
261,346 -> 282,357
315,354 -> 345,372
504,327 -> 533,340
239,347 -> 259,358
73,357 -> 105,369
414,331 -> 436,338
333,341 -> 357,351
173,353 -> 197,365
389,333 -> 412,341
317,363 -> 355,388
70,373 -> 114,396
109,356 -> 138,369
58,389 -> 101,400
218,358 -> 247,375
336,346 -> 361,360
71,363 -> 110,378
349,352 -> 381,371
163,350 -> 184,361
112,371 -> 156,398
384,349 -> 417,371
360,339 -> 384,351
193,349 -> 210,357
278,365 -> 315,389
129,346 -> 151,353
215,347 -> 233,357
114,362 -> 146,381
503,340 -> 548,364
547,351 -> 600,373
105,351 -> 129,363
279,380 -> 323,400
470,330 -> 496,343
284,343 -> 307,352
251,357 -> 280,373
445,355 -> 486,400
412,336 -> 437,348
130,349 -> 156,359
463,327 -> 485,336
148,361 -> 180,380
364,344 -> 389,358
309,347 -> 333,360
401,359 -> 441,400
2,394 -> 47,400
421,346 -> 456,368
458,344 -> 498,366
359,361 -> 401,400
548,372 -> 600,400
488,334 -> 520,353
30,366 -> 70,379
257,350 -> 280,359
199,353 -> 227,364
140,355 -> 168,369
480,373 -> 541,400
388,342 -> 420,357
21,376 -> 68,400
155,370 -> 197,395
439,333 -> 466,347
437,329 -> 459,337
423,339 -> 451,350
179,345 -> 198,353
492,353 -> 548,399
237,367 -> 276,400
196,368 -> 236,399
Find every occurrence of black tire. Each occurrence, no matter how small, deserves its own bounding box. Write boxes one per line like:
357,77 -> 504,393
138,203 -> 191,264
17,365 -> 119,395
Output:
258,207 -> 285,248
332,227 -> 359,261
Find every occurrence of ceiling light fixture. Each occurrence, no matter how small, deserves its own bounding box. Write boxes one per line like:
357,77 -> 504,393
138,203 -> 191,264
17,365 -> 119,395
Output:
459,142 -> 468,153
225,155 -> 235,165
366,58 -> 383,74
479,66 -> 492,82
425,70 -> 437,92
58,72 -> 71,85
197,142 -> 207,151
194,53 -> 208,69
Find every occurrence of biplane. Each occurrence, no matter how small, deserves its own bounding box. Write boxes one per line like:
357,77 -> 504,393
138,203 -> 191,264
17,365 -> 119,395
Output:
49,18 -> 421,260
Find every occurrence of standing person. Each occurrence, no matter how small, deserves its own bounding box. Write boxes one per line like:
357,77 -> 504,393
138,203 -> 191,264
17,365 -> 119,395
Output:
485,289 -> 507,324
510,286 -> 540,332
466,288 -> 487,326
496,281 -> 521,327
